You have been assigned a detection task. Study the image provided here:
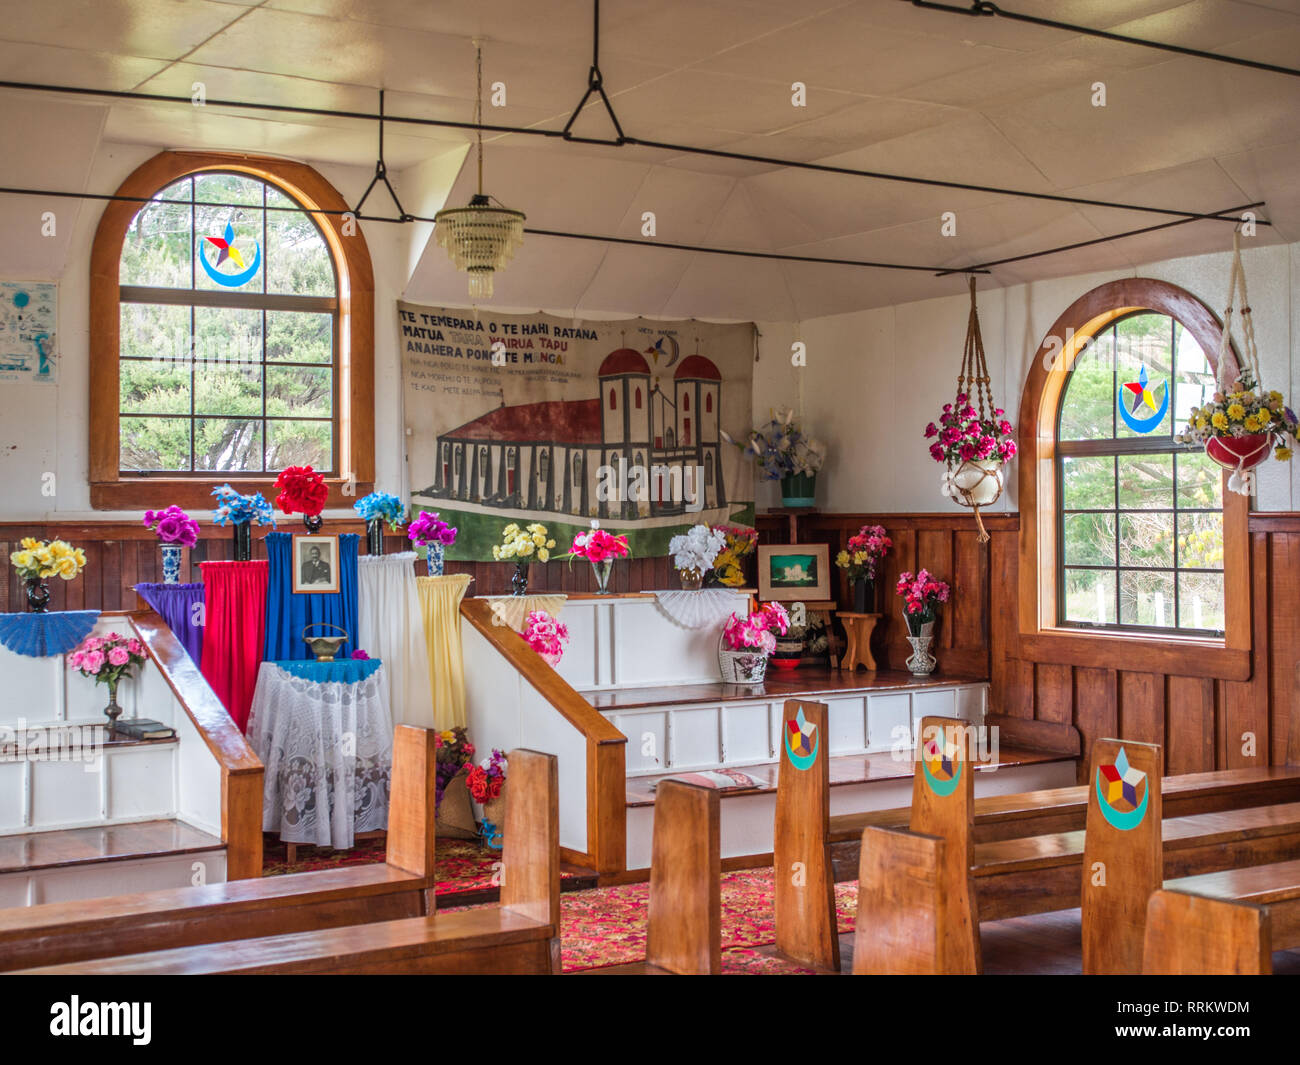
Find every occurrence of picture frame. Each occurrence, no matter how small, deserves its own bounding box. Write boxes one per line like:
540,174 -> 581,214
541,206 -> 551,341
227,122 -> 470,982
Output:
757,543 -> 830,602
293,534 -> 339,594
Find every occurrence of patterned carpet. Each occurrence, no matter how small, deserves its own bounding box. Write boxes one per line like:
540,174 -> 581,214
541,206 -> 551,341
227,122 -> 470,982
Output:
558,868 -> 859,973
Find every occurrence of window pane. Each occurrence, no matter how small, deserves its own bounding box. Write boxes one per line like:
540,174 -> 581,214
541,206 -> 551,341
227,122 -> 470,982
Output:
1120,569 -> 1175,628
1064,512 -> 1115,566
120,360 -> 191,415
266,420 -> 332,471
1173,322 -> 1214,433
1059,329 -> 1114,441
1119,511 -> 1174,567
195,364 -> 262,417
194,418 -> 263,472
1178,571 -> 1225,631
195,202 -> 263,293
121,416 -> 191,471
194,173 -> 264,207
120,303 -> 190,361
194,306 -> 261,364
266,189 -> 334,297
266,366 -> 331,417
1063,568 -> 1117,625
121,197 -> 192,288
266,310 -> 332,364
1115,314 -> 1173,440
1175,450 -> 1223,509
1062,455 -> 1114,509
1177,512 -> 1224,569
1118,453 -> 1172,509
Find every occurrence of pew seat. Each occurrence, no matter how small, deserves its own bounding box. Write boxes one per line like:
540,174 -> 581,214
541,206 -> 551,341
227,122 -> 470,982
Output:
1163,858 -> 1300,948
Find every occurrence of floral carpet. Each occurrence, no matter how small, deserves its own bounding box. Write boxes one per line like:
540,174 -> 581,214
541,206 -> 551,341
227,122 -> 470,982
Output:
559,868 -> 859,973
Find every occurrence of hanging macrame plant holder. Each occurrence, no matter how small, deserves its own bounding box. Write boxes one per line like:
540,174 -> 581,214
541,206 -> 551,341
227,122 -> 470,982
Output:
1208,233 -> 1271,497
942,278 -> 1004,543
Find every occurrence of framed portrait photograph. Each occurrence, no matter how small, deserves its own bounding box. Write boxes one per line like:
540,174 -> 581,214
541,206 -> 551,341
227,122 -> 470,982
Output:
293,534 -> 339,594
757,543 -> 830,602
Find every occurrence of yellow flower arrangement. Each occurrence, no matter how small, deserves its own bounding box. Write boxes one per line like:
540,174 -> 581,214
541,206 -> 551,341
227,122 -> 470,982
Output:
1210,411 -> 1229,431
1226,403 -> 1246,422
493,522 -> 556,564
9,538 -> 86,581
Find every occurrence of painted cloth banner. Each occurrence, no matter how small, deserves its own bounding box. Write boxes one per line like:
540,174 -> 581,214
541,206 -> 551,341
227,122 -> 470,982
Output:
399,303 -> 755,560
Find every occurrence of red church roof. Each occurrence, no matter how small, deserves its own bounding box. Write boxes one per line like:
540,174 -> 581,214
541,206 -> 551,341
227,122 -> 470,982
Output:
442,399 -> 603,445
599,348 -> 651,376
674,354 -> 721,381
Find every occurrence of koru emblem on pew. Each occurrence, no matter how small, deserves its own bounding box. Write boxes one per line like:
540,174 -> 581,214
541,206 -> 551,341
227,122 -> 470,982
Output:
783,708 -> 818,771
921,731 -> 962,797
1095,747 -> 1149,831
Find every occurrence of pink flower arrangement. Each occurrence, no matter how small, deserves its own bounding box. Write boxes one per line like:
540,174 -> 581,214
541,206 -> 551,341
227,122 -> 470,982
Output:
836,524 -> 892,582
570,524 -> 630,563
722,601 -> 790,655
924,393 -> 1017,466
68,632 -> 147,685
895,569 -> 950,621
143,505 -> 200,548
351,649 -> 370,660
523,609 -> 569,667
407,510 -> 458,547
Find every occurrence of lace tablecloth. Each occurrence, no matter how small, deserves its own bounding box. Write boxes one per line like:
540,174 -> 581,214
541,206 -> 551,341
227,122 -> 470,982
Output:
246,659 -> 393,849
652,589 -> 746,630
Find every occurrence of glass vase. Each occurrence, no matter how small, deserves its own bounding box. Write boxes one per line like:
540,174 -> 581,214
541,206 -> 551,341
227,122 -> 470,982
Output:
511,561 -> 529,596
160,543 -> 183,584
366,518 -> 384,556
591,558 -> 613,594
232,523 -> 252,562
102,675 -> 124,736
303,514 -> 324,534
24,576 -> 50,613
906,636 -> 937,677
679,567 -> 703,591
853,578 -> 874,614
427,542 -> 445,577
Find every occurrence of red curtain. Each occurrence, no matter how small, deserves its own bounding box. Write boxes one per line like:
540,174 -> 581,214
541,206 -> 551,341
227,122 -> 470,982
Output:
200,560 -> 268,732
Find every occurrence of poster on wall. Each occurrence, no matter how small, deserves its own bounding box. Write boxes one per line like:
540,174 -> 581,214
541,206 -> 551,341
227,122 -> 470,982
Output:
399,301 -> 756,560
0,281 -> 57,383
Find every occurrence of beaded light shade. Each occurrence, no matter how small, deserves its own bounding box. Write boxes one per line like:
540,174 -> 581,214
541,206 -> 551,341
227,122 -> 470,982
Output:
434,42 -> 525,299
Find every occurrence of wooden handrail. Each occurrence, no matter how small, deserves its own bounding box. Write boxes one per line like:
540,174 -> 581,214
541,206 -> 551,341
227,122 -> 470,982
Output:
122,607 -> 264,879
460,597 -> 626,873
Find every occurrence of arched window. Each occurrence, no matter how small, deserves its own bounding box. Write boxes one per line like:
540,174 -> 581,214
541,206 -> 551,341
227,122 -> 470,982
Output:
635,387 -> 642,409
89,152 -> 374,509
683,393 -> 690,412
573,453 -> 583,486
705,392 -> 713,414
1057,311 -> 1220,633
609,388 -> 617,411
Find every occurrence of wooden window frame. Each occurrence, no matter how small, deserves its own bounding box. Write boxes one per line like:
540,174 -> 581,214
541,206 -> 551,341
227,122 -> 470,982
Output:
90,150 -> 374,510
1017,278 -> 1251,680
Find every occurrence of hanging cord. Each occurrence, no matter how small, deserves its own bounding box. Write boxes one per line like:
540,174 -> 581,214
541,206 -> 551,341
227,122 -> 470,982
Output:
1214,231 -> 1269,494
949,276 -> 1001,541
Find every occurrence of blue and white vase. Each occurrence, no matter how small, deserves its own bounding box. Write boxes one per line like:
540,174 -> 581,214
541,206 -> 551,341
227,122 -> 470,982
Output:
160,543 -> 183,584
427,542 -> 445,577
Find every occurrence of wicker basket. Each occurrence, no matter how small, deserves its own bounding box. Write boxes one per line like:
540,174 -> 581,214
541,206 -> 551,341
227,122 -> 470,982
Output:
718,629 -> 769,683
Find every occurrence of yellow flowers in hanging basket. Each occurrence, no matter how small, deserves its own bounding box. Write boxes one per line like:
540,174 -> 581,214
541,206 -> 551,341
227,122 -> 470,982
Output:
10,538 -> 87,581
492,522 -> 556,564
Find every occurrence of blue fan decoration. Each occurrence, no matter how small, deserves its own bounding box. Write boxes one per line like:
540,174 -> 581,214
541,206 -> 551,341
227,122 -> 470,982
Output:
0,611 -> 101,658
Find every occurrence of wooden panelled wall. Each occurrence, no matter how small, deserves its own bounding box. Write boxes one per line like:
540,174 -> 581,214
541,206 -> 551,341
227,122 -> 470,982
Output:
5,511 -> 1298,780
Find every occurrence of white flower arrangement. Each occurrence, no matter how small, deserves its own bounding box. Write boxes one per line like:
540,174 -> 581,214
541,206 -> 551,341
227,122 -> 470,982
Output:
669,523 -> 726,576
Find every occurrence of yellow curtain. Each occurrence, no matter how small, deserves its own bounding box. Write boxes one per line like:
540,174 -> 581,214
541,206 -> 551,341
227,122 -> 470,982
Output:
416,574 -> 472,729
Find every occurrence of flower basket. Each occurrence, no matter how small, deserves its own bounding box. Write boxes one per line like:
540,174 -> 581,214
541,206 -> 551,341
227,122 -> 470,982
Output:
719,645 -> 768,683
1205,432 -> 1270,474
951,458 -> 1003,507
435,764 -> 478,839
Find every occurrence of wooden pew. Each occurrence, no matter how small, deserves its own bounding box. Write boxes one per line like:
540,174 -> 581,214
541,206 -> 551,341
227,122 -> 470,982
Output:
1143,890 -> 1272,975
9,745 -> 562,975
595,779 -> 722,975
852,826 -> 946,974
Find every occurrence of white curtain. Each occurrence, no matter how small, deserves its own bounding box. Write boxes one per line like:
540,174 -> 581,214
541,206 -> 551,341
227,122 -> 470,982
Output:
357,552 -> 435,728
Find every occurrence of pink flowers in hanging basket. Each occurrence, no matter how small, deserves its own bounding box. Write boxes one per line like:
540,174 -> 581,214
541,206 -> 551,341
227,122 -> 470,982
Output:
722,601 -> 790,655
523,609 -> 569,666
924,393 -> 1017,465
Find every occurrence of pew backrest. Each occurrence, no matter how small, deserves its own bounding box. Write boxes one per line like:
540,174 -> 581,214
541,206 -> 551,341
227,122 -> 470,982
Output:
1143,889 -> 1272,975
646,779 -> 720,975
853,826 -> 945,975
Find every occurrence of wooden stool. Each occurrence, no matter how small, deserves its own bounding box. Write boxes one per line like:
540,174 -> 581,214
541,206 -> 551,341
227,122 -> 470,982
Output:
839,612 -> 881,672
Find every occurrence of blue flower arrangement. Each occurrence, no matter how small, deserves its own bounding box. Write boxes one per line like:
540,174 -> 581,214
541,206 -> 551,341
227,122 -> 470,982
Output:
211,485 -> 277,527
722,407 -> 826,481
354,491 -> 407,531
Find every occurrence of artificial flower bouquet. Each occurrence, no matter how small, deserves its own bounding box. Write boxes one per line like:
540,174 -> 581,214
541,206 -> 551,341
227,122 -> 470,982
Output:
466,748 -> 508,805
493,522 -> 555,563
569,521 -> 630,563
435,727 -> 476,809
727,407 -> 826,480
143,505 -> 200,548
10,538 -> 86,582
835,524 -> 892,583
274,464 -> 329,517
354,491 -> 407,531
895,569 -> 950,635
669,523 -> 726,585
407,510 -> 457,547
69,632 -> 147,686
722,601 -> 790,656
710,524 -> 758,587
210,484 -> 276,526
925,393 -> 1017,467
523,609 -> 569,666
1176,368 -> 1298,486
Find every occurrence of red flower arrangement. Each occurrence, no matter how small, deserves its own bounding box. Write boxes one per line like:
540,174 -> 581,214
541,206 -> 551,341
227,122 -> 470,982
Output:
274,465 -> 329,517
466,749 -> 507,804
895,569 -> 950,635
570,524 -> 630,563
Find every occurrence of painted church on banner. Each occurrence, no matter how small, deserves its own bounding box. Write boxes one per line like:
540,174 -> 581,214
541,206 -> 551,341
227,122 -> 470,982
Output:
419,346 -> 727,520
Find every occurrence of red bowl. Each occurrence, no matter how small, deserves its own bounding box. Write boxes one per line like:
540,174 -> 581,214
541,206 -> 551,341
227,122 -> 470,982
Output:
770,657 -> 802,670
1206,433 -> 1270,471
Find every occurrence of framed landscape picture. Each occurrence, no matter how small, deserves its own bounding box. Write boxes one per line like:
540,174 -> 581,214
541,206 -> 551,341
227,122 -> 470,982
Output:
293,534 -> 339,594
757,543 -> 830,602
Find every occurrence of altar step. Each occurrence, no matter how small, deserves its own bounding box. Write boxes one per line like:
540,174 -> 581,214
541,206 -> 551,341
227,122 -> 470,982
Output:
622,747 -> 1079,870
0,818 -> 227,907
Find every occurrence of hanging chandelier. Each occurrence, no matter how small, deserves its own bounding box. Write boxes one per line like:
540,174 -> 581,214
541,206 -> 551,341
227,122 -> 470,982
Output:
434,41 -> 525,299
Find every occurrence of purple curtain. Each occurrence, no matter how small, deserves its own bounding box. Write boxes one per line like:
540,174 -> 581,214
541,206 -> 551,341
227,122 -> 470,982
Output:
135,583 -> 205,664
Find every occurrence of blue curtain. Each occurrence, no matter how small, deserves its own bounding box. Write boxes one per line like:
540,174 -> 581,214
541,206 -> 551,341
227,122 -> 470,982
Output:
263,532 -> 359,661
